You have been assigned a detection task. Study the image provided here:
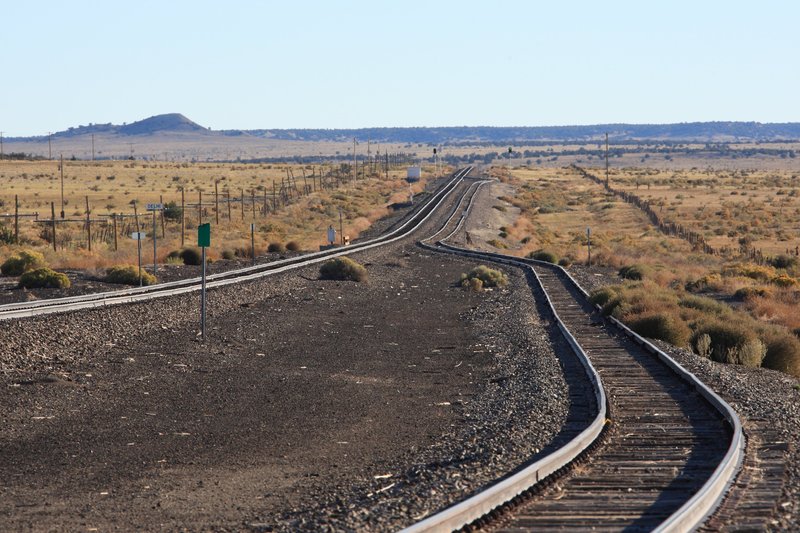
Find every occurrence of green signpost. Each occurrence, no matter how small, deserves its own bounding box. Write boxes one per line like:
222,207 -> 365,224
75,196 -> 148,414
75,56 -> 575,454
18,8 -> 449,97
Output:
198,223 -> 211,247
198,223 -> 210,341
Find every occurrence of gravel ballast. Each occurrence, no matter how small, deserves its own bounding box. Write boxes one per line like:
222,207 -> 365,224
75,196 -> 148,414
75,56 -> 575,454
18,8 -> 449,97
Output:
0,179 -> 586,531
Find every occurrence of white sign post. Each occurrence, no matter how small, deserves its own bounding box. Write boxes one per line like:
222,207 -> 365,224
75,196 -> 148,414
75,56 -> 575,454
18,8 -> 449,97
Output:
146,204 -> 162,276
131,232 -> 147,286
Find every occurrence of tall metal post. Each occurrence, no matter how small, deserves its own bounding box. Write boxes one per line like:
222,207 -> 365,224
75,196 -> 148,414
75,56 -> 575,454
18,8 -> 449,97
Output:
201,246 -> 206,342
152,209 -> 157,275
251,223 -> 255,266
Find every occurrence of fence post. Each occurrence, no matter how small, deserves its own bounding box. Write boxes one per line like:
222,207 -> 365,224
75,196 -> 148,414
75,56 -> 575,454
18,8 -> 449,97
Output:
133,201 -> 140,233
85,196 -> 91,252
215,180 -> 220,225
160,194 -> 166,238
14,194 -> 18,244
180,188 -> 185,247
113,213 -> 118,251
50,202 -> 57,251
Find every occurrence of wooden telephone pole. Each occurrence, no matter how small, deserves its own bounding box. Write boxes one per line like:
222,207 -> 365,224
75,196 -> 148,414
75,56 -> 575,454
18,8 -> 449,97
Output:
605,132 -> 610,188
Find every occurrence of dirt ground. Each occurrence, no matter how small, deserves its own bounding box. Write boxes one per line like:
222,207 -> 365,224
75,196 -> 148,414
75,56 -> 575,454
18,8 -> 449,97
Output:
0,243 -> 499,531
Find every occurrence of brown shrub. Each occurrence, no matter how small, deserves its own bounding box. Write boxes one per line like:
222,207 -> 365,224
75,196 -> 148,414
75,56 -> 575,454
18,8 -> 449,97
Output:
319,257 -> 367,282
761,329 -> 800,378
628,312 -> 691,347
691,321 -> 765,367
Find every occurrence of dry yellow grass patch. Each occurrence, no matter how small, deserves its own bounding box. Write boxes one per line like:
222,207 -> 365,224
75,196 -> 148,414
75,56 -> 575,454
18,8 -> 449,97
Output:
0,160 -> 434,270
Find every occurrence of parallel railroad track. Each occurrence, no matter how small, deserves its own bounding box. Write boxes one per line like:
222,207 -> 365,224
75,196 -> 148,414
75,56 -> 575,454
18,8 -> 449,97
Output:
0,167 -> 475,321
407,176 -> 744,532
1,166 -> 746,530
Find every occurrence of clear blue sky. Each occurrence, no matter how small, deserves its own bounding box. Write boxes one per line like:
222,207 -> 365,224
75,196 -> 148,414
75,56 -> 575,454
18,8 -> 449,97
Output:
3,0 -> 799,136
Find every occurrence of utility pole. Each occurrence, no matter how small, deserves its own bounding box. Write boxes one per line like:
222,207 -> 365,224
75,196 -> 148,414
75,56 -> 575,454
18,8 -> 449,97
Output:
338,207 -> 344,246
605,132 -> 609,188
48,132 -> 52,160
352,137 -> 357,182
60,154 -> 65,218
0,131 -> 4,160
91,134 -> 95,161
367,139 -> 371,176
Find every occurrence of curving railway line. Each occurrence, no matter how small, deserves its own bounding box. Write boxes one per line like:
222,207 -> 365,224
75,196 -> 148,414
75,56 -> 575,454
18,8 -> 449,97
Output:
406,174 -> 745,531
2,166 -> 747,530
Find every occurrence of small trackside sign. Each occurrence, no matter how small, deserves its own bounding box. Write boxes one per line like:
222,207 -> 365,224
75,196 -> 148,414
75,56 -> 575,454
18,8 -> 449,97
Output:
131,232 -> 146,240
198,223 -> 210,247
146,203 -> 163,211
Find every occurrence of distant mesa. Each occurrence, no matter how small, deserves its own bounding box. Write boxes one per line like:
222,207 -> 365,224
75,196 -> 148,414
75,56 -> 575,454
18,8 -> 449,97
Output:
45,113 -> 209,139
119,113 -> 207,135
9,115 -> 800,143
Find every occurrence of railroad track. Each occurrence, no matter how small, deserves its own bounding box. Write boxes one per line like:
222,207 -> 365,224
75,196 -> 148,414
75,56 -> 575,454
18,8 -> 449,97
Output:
0,167 -> 475,321
407,177 -> 745,532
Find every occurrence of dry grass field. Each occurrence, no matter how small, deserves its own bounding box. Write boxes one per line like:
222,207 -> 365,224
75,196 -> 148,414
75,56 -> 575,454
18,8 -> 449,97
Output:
488,163 -> 800,377
0,159 -> 434,271
6,133 -> 421,163
608,167 -> 800,256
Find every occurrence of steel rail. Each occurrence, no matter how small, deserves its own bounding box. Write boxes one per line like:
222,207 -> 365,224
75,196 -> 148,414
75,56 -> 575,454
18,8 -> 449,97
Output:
0,167 -> 474,320
404,175 -> 744,532
403,243 -> 607,533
